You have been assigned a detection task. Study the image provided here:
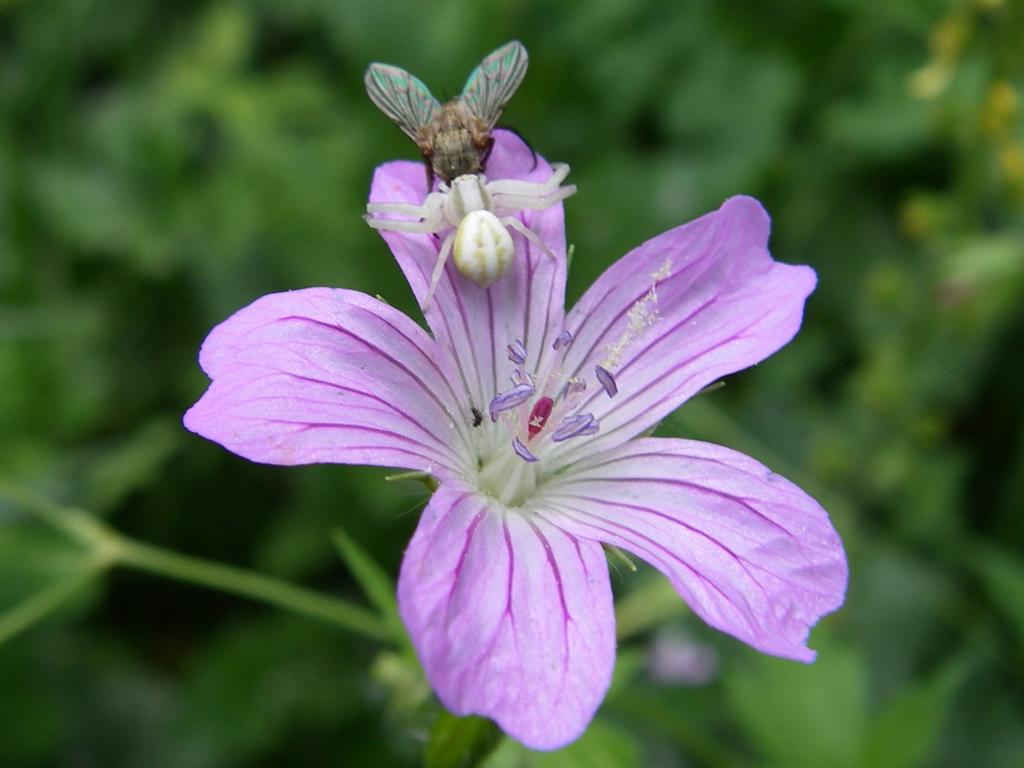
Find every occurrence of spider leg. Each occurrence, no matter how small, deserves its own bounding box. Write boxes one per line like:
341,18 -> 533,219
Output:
543,163 -> 571,191
522,163 -> 571,193
491,184 -> 576,212
366,201 -> 430,216
366,192 -> 447,232
364,215 -> 442,233
422,232 -> 455,311
488,165 -> 575,212
487,164 -> 571,197
486,179 -> 546,196
501,217 -> 556,260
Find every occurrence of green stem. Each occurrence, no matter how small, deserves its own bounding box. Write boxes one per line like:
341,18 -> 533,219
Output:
0,569 -> 100,645
0,477 -> 114,547
0,479 -> 393,643
111,535 -> 392,642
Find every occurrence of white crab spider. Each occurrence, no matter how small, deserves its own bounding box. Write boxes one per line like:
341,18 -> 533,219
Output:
365,164 -> 576,310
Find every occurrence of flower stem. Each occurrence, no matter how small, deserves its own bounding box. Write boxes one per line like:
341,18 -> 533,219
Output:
0,569 -> 101,646
112,536 -> 392,641
0,477 -> 113,548
0,478 -> 393,643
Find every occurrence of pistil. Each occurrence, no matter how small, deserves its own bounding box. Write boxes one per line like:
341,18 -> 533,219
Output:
527,397 -> 554,438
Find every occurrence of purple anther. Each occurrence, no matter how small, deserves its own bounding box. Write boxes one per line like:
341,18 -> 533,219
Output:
552,330 -> 573,350
595,365 -> 618,398
489,383 -> 535,422
563,377 -> 587,398
507,339 -> 527,365
512,436 -> 539,462
551,413 -> 600,442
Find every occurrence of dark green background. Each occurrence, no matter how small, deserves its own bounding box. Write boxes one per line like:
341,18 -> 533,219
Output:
2,0 -> 1024,766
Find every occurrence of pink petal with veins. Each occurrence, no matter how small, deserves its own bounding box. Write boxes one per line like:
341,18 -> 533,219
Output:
185,288 -> 468,476
552,196 -> 815,467
398,481 -> 615,750
540,437 -> 847,662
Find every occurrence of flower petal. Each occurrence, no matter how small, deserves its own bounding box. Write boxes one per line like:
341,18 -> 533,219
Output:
184,288 -> 471,476
538,437 -> 847,662
398,481 -> 615,750
553,196 -> 815,466
369,130 -> 568,411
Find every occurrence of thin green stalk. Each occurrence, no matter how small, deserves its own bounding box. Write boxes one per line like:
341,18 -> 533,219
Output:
0,479 -> 394,643
111,536 -> 392,641
0,477 -> 114,546
0,569 -> 100,645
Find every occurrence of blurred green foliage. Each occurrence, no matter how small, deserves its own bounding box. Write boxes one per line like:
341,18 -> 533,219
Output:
2,0 -> 1024,766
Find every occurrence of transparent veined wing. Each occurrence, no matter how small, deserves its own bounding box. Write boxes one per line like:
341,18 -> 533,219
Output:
459,41 -> 529,130
364,63 -> 441,144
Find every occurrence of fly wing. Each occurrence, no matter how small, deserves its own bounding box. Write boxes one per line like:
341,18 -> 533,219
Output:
459,41 -> 529,130
364,63 -> 441,147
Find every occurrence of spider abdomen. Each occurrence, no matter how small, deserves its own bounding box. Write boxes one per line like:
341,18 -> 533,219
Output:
453,210 -> 515,287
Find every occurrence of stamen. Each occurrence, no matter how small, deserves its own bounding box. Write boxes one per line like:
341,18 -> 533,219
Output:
551,413 -> 600,442
511,368 -> 535,387
562,376 -> 587,400
489,383 -> 535,421
595,365 -> 618,398
527,396 -> 554,438
602,256 -> 671,369
553,330 -> 573,350
507,339 -> 527,365
512,437 -> 539,462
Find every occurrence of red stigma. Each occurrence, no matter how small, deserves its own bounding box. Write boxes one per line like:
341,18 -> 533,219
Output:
527,396 -> 554,439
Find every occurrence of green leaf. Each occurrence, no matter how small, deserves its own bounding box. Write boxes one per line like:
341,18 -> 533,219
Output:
0,639 -> 64,764
614,572 -> 688,641
82,417 -> 181,512
331,527 -> 403,641
726,639 -> 867,768
860,655 -> 971,768
170,616 -> 371,767
426,711 -> 503,768
966,542 -> 1024,646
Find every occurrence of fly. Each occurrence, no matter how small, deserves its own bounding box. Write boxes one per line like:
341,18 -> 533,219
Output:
365,41 -> 529,189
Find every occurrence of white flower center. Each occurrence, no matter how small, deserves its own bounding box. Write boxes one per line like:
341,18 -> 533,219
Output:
471,331 -> 617,506
467,256 -> 671,506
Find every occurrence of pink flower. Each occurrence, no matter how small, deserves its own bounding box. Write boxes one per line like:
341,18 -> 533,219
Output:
184,132 -> 847,750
